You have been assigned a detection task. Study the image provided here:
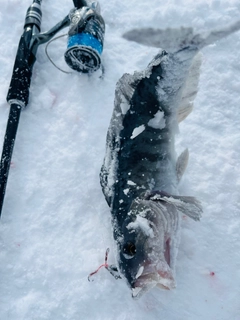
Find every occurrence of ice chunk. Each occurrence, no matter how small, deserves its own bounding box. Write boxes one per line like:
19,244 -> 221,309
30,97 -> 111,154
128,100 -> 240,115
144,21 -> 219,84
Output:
127,215 -> 154,238
148,111 -> 166,129
130,125 -> 145,139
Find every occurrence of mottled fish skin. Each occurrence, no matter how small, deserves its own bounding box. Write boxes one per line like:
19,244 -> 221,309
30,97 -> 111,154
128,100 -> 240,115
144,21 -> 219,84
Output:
102,48 -> 197,228
100,20 -> 240,298
113,52 -> 176,223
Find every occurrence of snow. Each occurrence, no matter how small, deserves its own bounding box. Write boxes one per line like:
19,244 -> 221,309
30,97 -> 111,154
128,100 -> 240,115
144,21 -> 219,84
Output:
130,124 -> 145,139
127,180 -> 136,186
127,215 -> 154,239
0,0 -> 240,319
148,110 -> 165,129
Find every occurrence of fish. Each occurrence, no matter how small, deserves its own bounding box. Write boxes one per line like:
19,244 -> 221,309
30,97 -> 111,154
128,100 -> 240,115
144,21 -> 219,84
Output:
100,20 -> 240,299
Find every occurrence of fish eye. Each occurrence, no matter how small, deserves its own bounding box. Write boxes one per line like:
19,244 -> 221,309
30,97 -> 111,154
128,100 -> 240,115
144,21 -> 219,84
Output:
123,241 -> 136,259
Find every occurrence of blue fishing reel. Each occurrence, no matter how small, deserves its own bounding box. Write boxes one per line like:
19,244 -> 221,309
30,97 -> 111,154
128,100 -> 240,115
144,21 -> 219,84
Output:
65,1 -> 105,73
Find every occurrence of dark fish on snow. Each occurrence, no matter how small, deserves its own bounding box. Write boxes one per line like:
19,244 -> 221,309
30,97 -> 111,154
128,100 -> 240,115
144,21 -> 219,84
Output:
100,20 -> 240,298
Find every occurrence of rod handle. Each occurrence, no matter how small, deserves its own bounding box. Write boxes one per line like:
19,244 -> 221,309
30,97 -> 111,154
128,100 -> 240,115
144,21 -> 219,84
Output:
6,34 -> 35,107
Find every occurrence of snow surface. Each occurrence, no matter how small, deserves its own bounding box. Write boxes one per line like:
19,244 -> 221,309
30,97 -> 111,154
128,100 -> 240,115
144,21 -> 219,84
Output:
0,0 -> 240,319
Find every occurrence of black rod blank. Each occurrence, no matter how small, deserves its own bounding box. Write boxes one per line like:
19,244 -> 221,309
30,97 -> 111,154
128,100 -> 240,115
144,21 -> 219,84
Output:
0,104 -> 22,216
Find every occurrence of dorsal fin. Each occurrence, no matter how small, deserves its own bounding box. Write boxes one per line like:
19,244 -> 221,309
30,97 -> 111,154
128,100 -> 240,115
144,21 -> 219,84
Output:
176,148 -> 189,182
178,53 -> 202,123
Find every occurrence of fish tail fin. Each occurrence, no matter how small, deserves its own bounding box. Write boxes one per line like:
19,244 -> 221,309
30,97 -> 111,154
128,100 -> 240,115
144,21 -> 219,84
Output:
196,19 -> 240,50
122,20 -> 240,52
123,27 -> 195,52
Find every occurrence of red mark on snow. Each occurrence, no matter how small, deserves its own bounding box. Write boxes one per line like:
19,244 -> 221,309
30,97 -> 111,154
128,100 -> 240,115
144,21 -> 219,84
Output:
10,162 -> 15,168
207,270 -> 226,296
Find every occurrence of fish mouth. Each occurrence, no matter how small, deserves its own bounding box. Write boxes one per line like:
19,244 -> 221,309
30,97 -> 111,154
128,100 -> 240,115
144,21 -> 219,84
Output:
131,261 -> 176,299
131,237 -> 175,299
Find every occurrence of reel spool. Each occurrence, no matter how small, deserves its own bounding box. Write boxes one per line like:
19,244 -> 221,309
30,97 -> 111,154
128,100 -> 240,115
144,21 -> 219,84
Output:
65,2 -> 105,73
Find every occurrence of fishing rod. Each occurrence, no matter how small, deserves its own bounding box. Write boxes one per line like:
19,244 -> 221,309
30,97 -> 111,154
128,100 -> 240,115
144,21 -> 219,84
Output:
0,0 -> 105,217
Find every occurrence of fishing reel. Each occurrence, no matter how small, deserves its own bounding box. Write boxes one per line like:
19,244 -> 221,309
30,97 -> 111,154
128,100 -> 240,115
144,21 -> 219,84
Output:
43,0 -> 105,74
65,2 -> 105,73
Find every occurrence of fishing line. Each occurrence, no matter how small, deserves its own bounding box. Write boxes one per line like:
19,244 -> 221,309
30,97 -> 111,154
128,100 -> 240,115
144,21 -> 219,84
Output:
45,33 -> 105,77
45,33 -> 72,74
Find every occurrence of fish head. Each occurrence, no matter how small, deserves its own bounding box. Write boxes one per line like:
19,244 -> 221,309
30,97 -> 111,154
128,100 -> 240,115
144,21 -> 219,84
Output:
117,196 -> 179,299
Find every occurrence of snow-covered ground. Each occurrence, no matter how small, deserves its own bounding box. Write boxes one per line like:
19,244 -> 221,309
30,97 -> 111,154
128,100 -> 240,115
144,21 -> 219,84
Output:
0,0 -> 240,319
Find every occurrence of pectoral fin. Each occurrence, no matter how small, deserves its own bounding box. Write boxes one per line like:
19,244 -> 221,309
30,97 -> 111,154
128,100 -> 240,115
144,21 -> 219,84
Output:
160,195 -> 202,221
145,191 -> 202,221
